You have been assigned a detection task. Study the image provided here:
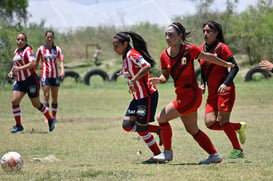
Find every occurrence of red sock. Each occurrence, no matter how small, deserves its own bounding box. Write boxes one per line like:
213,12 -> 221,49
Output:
51,103 -> 58,118
223,123 -> 242,151
231,122 -> 241,131
137,131 -> 161,155
39,104 -> 52,120
148,125 -> 159,133
159,122 -> 172,150
209,122 -> 224,130
12,105 -> 22,126
193,130 -> 217,154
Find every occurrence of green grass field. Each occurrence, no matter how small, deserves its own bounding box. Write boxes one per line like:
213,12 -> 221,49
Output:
0,76 -> 273,181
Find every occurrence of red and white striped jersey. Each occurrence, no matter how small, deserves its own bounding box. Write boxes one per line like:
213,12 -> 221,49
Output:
122,48 -> 157,100
36,45 -> 64,78
13,47 -> 36,81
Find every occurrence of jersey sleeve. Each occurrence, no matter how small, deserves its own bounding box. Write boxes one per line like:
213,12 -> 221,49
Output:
57,46 -> 65,61
26,48 -> 36,62
130,51 -> 149,68
221,45 -> 233,60
160,50 -> 168,69
190,45 -> 201,60
35,46 -> 42,62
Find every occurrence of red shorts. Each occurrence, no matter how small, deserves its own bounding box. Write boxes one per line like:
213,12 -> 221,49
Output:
205,88 -> 235,113
173,88 -> 202,115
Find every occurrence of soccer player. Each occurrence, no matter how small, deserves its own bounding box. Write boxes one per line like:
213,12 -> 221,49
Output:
149,22 -> 234,164
199,21 -> 246,159
36,30 -> 65,123
112,31 -> 162,163
8,33 -> 55,133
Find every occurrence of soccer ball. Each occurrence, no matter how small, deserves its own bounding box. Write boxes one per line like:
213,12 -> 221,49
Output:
1,151 -> 24,172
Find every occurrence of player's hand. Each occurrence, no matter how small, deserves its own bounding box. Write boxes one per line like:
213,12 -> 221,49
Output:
226,62 -> 235,68
148,77 -> 160,85
200,84 -> 206,94
259,60 -> 273,72
217,84 -> 227,95
116,70 -> 123,76
8,71 -> 13,78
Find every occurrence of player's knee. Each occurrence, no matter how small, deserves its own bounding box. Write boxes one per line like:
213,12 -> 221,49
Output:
136,125 -> 148,133
122,120 -> 136,132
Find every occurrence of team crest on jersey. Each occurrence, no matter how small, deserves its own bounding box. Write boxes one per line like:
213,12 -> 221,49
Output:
29,85 -> 37,94
137,105 -> 147,117
220,103 -> 225,108
181,57 -> 187,65
167,64 -> 171,68
13,55 -> 21,62
29,54 -> 35,59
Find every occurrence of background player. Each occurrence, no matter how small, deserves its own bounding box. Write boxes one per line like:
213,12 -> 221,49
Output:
199,21 -> 246,159
8,33 -> 55,133
36,30 -> 65,123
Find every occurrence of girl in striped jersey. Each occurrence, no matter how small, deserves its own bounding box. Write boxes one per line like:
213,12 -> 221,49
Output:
149,22 -> 234,164
8,33 -> 55,133
36,30 -> 65,123
199,21 -> 245,159
112,31 -> 162,164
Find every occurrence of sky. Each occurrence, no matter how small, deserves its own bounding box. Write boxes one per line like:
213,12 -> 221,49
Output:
27,0 -> 258,32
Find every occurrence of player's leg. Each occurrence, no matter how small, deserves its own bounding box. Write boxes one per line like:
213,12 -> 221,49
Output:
51,86 -> 59,119
10,90 -> 25,133
152,102 -> 180,162
218,111 -> 244,158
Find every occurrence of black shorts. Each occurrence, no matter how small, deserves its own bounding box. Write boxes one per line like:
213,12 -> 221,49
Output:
13,73 -> 40,98
125,91 -> 158,124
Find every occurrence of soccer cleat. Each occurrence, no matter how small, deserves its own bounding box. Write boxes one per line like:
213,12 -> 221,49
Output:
142,157 -> 164,164
157,128 -> 163,146
199,153 -> 222,164
152,150 -> 173,163
48,118 -> 55,132
10,125 -> 24,133
229,149 -> 244,159
237,122 -> 246,144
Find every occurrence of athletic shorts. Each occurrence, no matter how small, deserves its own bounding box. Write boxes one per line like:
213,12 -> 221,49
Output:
13,73 -> 40,98
173,88 -> 202,115
125,91 -> 158,124
205,87 -> 235,113
41,77 -> 60,87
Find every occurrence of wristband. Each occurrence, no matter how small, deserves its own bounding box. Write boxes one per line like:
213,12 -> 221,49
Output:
128,80 -> 134,86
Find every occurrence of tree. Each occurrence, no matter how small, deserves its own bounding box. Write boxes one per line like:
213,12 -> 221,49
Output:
0,0 -> 29,27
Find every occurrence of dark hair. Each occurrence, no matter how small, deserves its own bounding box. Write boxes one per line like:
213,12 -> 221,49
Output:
203,21 -> 225,43
169,22 -> 192,43
45,30 -> 55,36
113,31 -> 156,68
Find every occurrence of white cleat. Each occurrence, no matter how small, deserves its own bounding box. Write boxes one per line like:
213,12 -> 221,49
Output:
152,150 -> 173,163
199,153 -> 222,164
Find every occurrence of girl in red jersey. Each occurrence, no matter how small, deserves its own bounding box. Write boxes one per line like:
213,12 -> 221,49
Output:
199,21 -> 246,159
8,33 -> 55,133
36,30 -> 65,123
112,31 -> 162,163
149,22 -> 234,164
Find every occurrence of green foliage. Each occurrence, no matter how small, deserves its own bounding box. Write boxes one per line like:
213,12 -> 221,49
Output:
0,0 -> 29,27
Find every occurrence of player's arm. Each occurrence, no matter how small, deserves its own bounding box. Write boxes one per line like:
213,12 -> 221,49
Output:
198,51 -> 234,68
259,60 -> 273,72
148,69 -> 169,85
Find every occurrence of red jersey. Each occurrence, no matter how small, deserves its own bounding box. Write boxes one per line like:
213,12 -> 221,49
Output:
199,42 -> 234,95
160,44 -> 201,100
13,47 -> 36,81
122,48 -> 157,100
36,45 -> 64,78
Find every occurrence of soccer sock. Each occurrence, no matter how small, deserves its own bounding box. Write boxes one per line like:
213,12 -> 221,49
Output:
38,103 -> 52,121
193,130 -> 217,154
209,122 -> 224,130
159,122 -> 172,151
12,105 -> 22,126
51,103 -> 58,118
231,122 -> 241,131
223,123 -> 242,151
148,124 -> 159,133
137,131 -> 161,155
